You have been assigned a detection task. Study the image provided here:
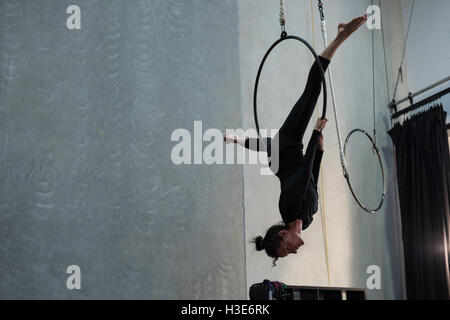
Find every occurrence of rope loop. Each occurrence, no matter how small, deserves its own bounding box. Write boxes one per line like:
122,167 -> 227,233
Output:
279,0 -> 286,27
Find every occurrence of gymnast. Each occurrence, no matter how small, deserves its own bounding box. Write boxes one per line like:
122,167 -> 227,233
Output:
224,15 -> 368,266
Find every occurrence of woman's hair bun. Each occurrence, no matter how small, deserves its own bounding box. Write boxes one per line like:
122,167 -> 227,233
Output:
253,236 -> 265,251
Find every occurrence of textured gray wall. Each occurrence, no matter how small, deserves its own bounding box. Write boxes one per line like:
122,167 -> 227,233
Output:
0,0 -> 246,299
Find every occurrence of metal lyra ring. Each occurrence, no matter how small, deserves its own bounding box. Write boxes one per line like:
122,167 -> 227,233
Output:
253,34 -> 327,138
343,128 -> 386,214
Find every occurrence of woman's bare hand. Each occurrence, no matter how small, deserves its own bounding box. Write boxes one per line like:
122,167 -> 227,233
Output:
223,135 -> 237,144
314,118 -> 328,131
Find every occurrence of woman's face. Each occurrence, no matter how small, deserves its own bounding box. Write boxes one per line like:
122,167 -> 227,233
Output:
276,230 -> 304,258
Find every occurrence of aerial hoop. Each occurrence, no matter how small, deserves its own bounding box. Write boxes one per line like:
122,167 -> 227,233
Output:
253,32 -> 328,138
316,0 -> 386,214
343,129 -> 386,214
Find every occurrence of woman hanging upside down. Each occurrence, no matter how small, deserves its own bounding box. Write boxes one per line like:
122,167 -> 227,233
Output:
224,15 -> 368,266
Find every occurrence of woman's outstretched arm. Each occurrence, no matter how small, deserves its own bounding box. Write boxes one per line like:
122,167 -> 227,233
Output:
224,135 -> 246,147
224,134 -> 271,153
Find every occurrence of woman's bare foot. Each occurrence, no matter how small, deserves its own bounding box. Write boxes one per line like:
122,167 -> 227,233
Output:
320,14 -> 368,60
337,15 -> 368,41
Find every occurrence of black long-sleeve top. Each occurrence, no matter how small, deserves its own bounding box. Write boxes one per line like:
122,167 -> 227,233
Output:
244,131 -> 323,185
244,130 -> 323,229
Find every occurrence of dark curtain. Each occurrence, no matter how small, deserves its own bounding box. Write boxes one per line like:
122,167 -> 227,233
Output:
388,104 -> 450,300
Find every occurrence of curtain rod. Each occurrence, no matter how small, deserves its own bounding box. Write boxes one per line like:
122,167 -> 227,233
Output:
391,86 -> 450,120
389,76 -> 450,110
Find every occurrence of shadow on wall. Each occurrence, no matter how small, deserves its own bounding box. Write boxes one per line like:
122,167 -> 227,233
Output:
380,113 -> 406,300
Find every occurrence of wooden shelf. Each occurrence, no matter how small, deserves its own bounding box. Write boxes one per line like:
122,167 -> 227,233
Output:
249,282 -> 367,300
286,285 -> 366,300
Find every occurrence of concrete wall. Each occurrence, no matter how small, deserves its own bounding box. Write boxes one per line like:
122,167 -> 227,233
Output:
0,0 -> 246,299
400,0 -> 450,122
239,0 -> 408,299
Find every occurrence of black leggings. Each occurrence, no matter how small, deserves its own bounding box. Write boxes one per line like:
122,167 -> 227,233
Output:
276,56 -> 330,225
278,56 -> 330,144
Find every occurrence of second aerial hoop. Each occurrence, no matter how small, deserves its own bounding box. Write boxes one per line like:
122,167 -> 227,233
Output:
343,129 -> 386,214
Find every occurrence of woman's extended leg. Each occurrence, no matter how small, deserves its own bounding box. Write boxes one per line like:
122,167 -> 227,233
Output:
278,56 -> 330,143
278,15 -> 368,143
321,15 -> 368,60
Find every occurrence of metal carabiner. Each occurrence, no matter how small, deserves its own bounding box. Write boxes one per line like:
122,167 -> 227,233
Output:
318,1 -> 325,21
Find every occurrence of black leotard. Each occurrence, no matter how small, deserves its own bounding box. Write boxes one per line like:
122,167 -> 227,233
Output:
244,56 -> 330,230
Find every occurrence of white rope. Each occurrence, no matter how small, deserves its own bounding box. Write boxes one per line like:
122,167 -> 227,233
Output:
310,0 -> 331,288
318,19 -> 348,178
